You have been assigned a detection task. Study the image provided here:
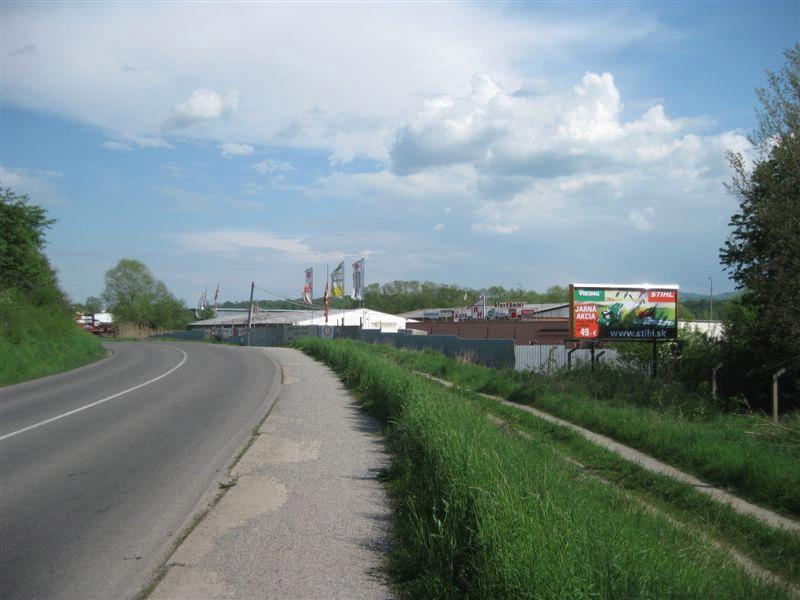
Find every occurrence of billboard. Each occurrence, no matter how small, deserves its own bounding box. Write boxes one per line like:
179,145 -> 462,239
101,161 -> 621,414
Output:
570,284 -> 679,341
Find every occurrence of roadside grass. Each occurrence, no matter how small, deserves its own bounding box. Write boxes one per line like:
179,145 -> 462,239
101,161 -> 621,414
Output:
0,293 -> 106,386
364,344 -> 800,518
293,338 -> 791,598
460,388 -> 800,586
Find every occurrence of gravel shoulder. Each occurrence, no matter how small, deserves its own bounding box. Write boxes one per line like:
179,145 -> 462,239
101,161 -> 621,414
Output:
151,347 -> 393,600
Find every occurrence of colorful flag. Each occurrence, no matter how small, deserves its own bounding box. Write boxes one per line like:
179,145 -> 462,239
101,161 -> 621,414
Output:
470,295 -> 485,320
331,261 -> 345,298
323,281 -> 329,323
351,258 -> 364,301
198,287 -> 207,310
303,268 -> 313,304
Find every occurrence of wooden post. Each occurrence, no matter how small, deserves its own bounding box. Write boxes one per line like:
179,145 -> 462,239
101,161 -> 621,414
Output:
651,340 -> 658,378
773,367 -> 786,425
712,363 -> 723,400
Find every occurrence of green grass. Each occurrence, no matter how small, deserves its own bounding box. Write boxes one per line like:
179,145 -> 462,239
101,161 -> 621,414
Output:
293,338 -> 792,598
461,388 -> 800,586
0,292 -> 106,386
364,344 -> 800,518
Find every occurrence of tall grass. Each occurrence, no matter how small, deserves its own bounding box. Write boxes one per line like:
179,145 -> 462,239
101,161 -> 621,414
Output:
0,291 -> 106,386
294,338 -> 789,598
366,344 -> 800,518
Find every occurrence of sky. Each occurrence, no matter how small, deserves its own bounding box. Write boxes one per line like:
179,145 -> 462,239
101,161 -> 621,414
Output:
1,1 -> 798,306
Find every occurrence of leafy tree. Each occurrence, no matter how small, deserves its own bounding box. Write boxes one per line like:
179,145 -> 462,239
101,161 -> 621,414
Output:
84,296 -> 103,314
102,259 -> 189,329
719,44 -> 799,409
197,306 -> 216,320
0,188 -> 64,306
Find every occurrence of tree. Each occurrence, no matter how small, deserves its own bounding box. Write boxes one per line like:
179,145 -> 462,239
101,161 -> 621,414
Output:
719,44 -> 799,408
102,259 -> 189,329
0,188 -> 63,306
84,296 -> 103,314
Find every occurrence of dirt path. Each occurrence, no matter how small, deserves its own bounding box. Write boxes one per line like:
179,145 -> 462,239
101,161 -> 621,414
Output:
418,371 -> 800,536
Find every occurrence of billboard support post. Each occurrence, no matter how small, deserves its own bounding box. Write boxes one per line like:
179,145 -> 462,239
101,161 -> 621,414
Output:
590,344 -> 596,373
567,348 -> 577,371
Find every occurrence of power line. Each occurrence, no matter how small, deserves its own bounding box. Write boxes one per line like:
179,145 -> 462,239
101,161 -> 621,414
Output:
253,285 -> 325,311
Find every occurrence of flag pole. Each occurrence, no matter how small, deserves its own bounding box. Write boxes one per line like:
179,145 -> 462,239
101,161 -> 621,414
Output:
310,267 -> 314,325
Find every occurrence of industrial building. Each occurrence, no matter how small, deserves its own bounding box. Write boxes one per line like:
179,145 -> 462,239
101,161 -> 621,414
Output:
403,303 -> 571,345
188,307 -> 413,335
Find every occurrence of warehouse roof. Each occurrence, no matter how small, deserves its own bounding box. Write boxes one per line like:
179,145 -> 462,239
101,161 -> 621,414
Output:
189,308 -> 416,331
400,303 -> 569,319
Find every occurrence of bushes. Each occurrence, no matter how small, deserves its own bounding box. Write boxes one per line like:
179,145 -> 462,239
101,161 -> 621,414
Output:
1,189 -> 105,386
294,338 -> 787,598
0,290 -> 106,386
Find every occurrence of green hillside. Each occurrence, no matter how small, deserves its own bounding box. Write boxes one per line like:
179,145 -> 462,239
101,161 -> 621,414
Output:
1,189 -> 105,386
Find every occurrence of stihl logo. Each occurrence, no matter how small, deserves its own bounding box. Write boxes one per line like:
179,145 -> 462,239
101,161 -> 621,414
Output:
649,290 -> 676,301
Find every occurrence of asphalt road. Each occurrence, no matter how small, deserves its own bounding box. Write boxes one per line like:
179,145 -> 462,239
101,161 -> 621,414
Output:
0,341 -> 278,600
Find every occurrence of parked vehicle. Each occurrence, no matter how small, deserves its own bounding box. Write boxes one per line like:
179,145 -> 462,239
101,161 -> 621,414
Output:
75,313 -> 117,337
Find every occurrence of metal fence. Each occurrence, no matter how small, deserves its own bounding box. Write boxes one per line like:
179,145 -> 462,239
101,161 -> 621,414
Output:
359,330 -> 516,369
148,330 -> 207,341
514,344 -> 619,373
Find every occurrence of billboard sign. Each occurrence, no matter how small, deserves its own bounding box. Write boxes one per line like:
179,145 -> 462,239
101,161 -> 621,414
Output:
570,284 -> 678,340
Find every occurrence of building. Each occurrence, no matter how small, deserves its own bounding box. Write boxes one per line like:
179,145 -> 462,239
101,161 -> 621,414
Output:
188,307 -> 413,335
402,303 -> 571,345
401,303 -> 570,321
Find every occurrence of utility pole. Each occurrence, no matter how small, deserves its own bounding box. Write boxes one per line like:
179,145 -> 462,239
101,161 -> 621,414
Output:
246,281 -> 255,346
708,276 -> 713,322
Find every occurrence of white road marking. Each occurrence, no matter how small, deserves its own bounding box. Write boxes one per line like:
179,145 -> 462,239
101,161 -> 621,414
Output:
0,347 -> 189,441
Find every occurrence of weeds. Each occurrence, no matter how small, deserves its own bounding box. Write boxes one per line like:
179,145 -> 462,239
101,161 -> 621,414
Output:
364,343 -> 800,517
0,291 -> 106,386
293,338 -> 791,599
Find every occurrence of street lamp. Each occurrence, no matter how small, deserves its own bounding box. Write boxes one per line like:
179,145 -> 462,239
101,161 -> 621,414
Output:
707,276 -> 713,322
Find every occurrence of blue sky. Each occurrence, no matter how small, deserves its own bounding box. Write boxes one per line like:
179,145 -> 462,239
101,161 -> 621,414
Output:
1,1 -> 797,306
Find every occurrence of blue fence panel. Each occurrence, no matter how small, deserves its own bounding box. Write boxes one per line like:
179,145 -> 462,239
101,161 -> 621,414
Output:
148,330 -> 207,341
358,331 -> 515,369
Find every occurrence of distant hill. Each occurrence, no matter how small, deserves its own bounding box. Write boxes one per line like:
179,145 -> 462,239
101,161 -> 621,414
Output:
680,291 -> 742,301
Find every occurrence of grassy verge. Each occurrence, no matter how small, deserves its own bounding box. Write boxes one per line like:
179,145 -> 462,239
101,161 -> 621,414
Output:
461,387 -> 800,585
0,293 -> 106,386
294,338 -> 791,598
364,344 -> 800,518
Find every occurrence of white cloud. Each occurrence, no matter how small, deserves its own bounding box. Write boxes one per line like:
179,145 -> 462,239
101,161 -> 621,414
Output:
470,222 -> 519,235
1,4 -> 665,161
242,182 -> 264,195
434,223 -> 445,232
103,133 -> 171,151
0,165 -> 65,205
377,71 -> 749,236
102,140 -> 133,151
165,164 -> 190,178
629,206 -> 655,232
220,142 -> 254,158
252,159 -> 294,174
157,186 -> 263,212
165,89 -> 240,130
173,230 -> 343,262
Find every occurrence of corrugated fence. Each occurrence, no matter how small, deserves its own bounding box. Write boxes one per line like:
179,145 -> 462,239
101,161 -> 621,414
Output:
514,345 -> 619,373
151,326 -> 617,373
360,330 -> 516,369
